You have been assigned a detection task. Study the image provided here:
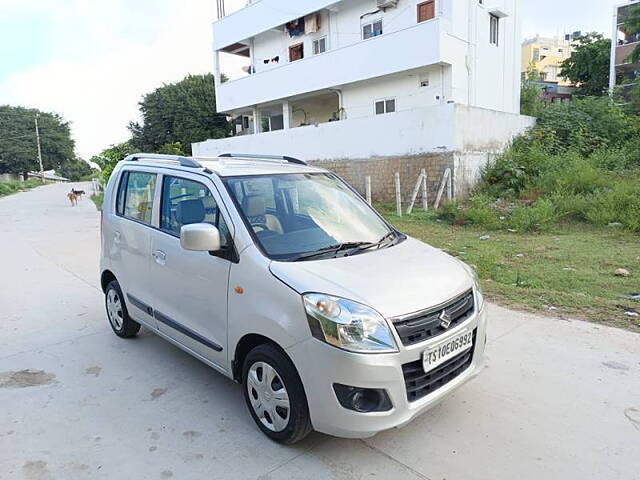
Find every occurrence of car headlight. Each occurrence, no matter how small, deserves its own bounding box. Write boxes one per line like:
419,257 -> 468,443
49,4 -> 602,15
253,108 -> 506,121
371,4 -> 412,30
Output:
303,293 -> 398,353
457,260 -> 484,311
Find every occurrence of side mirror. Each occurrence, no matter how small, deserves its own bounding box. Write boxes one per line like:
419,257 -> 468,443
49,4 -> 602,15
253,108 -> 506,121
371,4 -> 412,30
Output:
180,223 -> 221,252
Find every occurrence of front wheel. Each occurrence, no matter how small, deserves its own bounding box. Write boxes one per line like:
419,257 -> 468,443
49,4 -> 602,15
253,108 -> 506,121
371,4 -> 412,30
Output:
242,344 -> 312,444
105,280 -> 141,338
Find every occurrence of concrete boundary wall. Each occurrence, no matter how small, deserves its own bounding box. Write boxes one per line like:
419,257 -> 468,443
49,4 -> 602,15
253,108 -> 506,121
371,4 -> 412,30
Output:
310,154 -> 454,204
193,104 -> 535,202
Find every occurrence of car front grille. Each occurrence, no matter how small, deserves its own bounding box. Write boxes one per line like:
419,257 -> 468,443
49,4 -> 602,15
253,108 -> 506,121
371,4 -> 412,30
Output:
392,290 -> 475,346
402,330 -> 476,402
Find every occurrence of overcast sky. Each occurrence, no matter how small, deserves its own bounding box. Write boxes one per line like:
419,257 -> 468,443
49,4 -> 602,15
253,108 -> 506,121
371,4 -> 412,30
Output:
0,0 -> 624,160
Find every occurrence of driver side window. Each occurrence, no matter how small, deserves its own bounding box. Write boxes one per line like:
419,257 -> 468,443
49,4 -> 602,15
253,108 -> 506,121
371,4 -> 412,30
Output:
160,176 -> 229,247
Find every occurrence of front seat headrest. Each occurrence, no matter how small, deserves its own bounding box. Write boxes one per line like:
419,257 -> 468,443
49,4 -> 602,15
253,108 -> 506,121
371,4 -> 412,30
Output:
243,195 -> 266,217
176,199 -> 205,225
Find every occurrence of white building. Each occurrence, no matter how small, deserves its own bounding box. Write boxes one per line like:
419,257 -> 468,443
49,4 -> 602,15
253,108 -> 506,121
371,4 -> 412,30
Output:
609,0 -> 640,95
194,0 -> 534,199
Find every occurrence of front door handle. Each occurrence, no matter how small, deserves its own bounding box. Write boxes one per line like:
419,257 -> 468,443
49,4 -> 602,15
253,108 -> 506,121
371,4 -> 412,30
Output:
152,250 -> 166,265
114,231 -> 121,243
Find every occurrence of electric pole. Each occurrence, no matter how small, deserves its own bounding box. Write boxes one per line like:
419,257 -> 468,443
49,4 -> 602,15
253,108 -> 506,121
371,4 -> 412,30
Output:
34,114 -> 45,183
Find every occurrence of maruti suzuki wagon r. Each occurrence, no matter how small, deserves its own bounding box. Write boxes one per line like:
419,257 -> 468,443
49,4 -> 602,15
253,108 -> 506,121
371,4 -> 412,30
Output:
99,153 -> 487,444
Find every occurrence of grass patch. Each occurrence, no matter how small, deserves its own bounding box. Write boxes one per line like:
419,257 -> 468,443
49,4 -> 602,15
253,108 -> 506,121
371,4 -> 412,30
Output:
379,204 -> 640,332
0,179 -> 45,197
91,192 -> 104,211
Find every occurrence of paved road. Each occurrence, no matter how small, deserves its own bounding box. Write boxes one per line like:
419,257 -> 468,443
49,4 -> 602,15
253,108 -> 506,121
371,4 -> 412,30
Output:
1,182 -> 639,480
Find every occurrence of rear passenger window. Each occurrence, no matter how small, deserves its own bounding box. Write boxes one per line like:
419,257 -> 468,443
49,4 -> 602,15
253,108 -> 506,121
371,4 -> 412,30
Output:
122,172 -> 157,225
160,176 -> 229,247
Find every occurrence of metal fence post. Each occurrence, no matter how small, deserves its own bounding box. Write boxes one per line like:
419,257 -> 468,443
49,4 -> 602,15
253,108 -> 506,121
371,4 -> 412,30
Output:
365,176 -> 372,205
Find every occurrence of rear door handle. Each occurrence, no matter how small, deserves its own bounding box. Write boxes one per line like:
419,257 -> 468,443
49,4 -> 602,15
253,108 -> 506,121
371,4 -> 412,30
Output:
152,250 -> 166,265
114,231 -> 121,243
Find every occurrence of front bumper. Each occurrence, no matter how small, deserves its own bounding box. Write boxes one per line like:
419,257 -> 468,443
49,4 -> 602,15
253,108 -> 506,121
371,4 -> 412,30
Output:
286,304 -> 488,438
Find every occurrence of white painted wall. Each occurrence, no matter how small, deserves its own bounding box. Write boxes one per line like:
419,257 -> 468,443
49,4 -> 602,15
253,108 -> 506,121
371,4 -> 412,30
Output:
216,17 -> 443,112
193,104 -> 534,161
340,66 -> 446,119
453,104 -> 534,151
195,104 -> 456,160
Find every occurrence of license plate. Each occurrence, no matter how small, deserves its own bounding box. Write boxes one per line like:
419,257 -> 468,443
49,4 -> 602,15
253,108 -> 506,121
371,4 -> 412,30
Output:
423,330 -> 473,372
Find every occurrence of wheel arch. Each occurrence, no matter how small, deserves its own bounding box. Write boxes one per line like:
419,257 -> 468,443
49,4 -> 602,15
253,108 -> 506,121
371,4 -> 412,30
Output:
100,270 -> 117,293
232,334 -> 291,383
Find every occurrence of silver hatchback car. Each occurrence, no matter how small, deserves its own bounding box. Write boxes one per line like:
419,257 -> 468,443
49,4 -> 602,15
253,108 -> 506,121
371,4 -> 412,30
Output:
100,153 -> 487,444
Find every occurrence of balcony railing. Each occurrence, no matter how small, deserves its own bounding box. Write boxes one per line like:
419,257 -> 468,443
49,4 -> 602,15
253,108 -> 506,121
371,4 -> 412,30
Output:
216,19 -> 444,112
213,0 -> 338,50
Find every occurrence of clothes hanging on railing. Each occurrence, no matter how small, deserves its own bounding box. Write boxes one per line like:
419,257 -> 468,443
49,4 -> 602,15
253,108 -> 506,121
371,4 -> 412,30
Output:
305,13 -> 320,33
285,17 -> 305,37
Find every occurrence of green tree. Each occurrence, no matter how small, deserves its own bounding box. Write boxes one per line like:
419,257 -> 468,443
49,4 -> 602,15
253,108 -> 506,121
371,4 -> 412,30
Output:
58,158 -> 95,181
158,141 -> 186,155
0,105 -> 75,178
129,74 -> 231,155
90,141 -> 135,183
620,3 -> 640,64
520,63 -> 545,117
630,81 -> 640,115
560,34 -> 612,97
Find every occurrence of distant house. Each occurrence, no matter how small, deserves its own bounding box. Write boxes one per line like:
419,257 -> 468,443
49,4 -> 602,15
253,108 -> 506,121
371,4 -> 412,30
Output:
26,171 -> 69,183
1,170 -> 69,183
194,0 -> 534,200
610,0 -> 640,97
521,34 -> 577,103
522,34 -> 576,85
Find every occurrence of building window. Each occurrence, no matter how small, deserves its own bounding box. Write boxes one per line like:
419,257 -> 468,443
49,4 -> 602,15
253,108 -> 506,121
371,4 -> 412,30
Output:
533,48 -> 540,62
417,1 -> 435,23
362,20 -> 383,40
289,43 -> 304,62
375,98 -> 396,115
489,14 -> 500,46
313,37 -> 327,55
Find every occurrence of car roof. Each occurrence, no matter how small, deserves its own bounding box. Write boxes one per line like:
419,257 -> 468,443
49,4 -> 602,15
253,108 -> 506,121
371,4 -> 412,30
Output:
121,153 -> 327,178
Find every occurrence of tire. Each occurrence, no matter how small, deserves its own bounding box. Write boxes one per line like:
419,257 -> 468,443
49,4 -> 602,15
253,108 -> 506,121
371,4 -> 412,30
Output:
242,343 -> 312,444
105,280 -> 141,338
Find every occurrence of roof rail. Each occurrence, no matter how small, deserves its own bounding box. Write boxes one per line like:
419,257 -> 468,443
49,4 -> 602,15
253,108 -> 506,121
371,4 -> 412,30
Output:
218,153 -> 307,166
124,153 -> 202,169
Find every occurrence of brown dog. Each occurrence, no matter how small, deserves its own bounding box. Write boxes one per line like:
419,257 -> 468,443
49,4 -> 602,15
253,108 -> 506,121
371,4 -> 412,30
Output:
67,192 -> 78,206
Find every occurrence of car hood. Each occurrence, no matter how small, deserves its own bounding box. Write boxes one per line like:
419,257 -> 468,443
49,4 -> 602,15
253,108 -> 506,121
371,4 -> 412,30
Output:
269,237 -> 473,319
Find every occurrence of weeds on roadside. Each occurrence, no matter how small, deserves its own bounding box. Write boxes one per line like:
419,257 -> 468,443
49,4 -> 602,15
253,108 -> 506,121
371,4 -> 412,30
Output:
0,179 -> 44,197
438,97 -> 640,233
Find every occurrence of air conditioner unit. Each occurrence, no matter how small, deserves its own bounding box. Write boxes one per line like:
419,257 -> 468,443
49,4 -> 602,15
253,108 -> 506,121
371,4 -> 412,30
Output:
377,0 -> 398,9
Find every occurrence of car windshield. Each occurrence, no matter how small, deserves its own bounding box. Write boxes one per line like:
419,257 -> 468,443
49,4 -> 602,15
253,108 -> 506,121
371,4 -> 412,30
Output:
223,173 -> 396,261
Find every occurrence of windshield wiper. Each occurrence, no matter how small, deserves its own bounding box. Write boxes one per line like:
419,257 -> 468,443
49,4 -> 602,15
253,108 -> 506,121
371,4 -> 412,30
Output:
292,242 -> 374,261
344,231 -> 398,256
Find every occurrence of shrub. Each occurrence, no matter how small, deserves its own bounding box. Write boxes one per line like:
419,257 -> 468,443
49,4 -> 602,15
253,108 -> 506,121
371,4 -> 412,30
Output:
464,195 -> 503,230
585,181 -> 640,232
535,152 -> 608,197
480,143 -> 550,198
509,199 -> 557,232
549,193 -> 591,222
436,200 -> 465,224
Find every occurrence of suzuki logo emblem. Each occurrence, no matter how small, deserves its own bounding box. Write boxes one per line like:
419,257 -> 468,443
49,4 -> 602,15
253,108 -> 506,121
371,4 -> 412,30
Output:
439,310 -> 452,329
